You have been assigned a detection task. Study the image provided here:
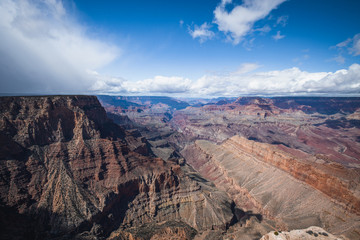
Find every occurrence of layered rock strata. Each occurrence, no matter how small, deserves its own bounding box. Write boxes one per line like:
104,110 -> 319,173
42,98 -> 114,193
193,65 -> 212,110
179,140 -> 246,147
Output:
0,96 -> 234,239
101,95 -> 360,239
182,136 -> 360,239
171,97 -> 360,168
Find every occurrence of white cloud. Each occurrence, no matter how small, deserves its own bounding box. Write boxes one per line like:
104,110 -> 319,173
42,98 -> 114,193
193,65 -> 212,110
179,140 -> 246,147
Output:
189,64 -> 360,96
92,74 -> 192,95
336,38 -> 352,48
124,76 -> 192,94
254,25 -> 271,34
213,0 -> 286,44
188,22 -> 215,43
88,70 -> 127,93
233,63 -> 260,74
349,34 -> 360,56
331,55 -> 345,64
0,0 -> 120,94
179,20 -> 184,27
276,15 -> 288,27
272,30 -> 285,41
335,33 -> 360,56
242,37 -> 256,50
331,33 -> 360,64
92,63 -> 360,97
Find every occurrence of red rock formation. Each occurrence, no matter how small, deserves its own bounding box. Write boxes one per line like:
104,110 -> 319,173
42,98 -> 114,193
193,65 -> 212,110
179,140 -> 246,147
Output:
97,95 -> 360,239
0,96 -> 234,239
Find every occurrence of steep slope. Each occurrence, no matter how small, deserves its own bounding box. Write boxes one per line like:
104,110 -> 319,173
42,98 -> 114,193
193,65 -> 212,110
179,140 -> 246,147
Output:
182,136 -> 360,239
0,96 -> 234,239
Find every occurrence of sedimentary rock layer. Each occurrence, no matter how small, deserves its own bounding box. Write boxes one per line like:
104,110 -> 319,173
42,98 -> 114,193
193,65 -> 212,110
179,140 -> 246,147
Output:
0,96 -> 234,239
182,136 -> 360,239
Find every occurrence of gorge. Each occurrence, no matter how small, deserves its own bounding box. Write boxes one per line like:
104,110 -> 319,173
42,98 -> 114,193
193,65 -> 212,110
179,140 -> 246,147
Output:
1,95 -> 359,239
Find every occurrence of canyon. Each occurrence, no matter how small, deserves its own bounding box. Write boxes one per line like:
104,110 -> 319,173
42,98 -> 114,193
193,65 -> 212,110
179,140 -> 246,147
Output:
1,95 -> 359,239
102,95 -> 360,239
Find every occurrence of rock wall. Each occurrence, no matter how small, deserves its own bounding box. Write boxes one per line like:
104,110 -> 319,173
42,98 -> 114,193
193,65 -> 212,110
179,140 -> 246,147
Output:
0,96 -> 234,239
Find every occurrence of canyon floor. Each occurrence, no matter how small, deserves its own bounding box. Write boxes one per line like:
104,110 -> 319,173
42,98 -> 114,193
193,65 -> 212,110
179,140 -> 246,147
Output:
1,95 -> 359,239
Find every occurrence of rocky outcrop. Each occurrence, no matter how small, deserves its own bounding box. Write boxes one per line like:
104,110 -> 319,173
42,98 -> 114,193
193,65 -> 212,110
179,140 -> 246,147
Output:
260,226 -> 344,240
0,96 -> 234,239
182,136 -> 360,239
107,221 -> 197,240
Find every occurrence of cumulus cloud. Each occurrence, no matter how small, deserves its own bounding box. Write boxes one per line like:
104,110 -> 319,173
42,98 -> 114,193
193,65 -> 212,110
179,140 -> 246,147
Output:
188,22 -> 215,43
190,64 -> 360,96
213,0 -> 286,44
88,70 -> 127,94
272,31 -> 285,41
0,0 -> 120,94
123,76 -> 192,94
92,63 -> 360,97
92,74 -> 192,95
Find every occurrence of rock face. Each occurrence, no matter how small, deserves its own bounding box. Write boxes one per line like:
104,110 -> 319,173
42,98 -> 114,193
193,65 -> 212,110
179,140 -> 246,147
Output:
0,96 -> 234,239
181,136 -> 360,239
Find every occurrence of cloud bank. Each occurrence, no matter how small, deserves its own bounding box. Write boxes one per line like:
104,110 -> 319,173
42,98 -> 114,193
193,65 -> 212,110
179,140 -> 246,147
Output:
92,63 -> 360,97
0,0 -> 120,94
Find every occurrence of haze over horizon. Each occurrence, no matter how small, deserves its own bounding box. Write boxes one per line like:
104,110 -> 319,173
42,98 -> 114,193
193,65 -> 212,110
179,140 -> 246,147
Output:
0,0 -> 360,97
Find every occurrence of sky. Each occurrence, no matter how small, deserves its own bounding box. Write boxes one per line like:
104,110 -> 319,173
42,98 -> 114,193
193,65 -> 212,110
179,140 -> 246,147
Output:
0,0 -> 360,97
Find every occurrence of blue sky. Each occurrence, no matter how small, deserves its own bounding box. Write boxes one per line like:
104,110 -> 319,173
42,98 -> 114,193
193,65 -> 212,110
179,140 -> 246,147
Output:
0,0 -> 359,97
